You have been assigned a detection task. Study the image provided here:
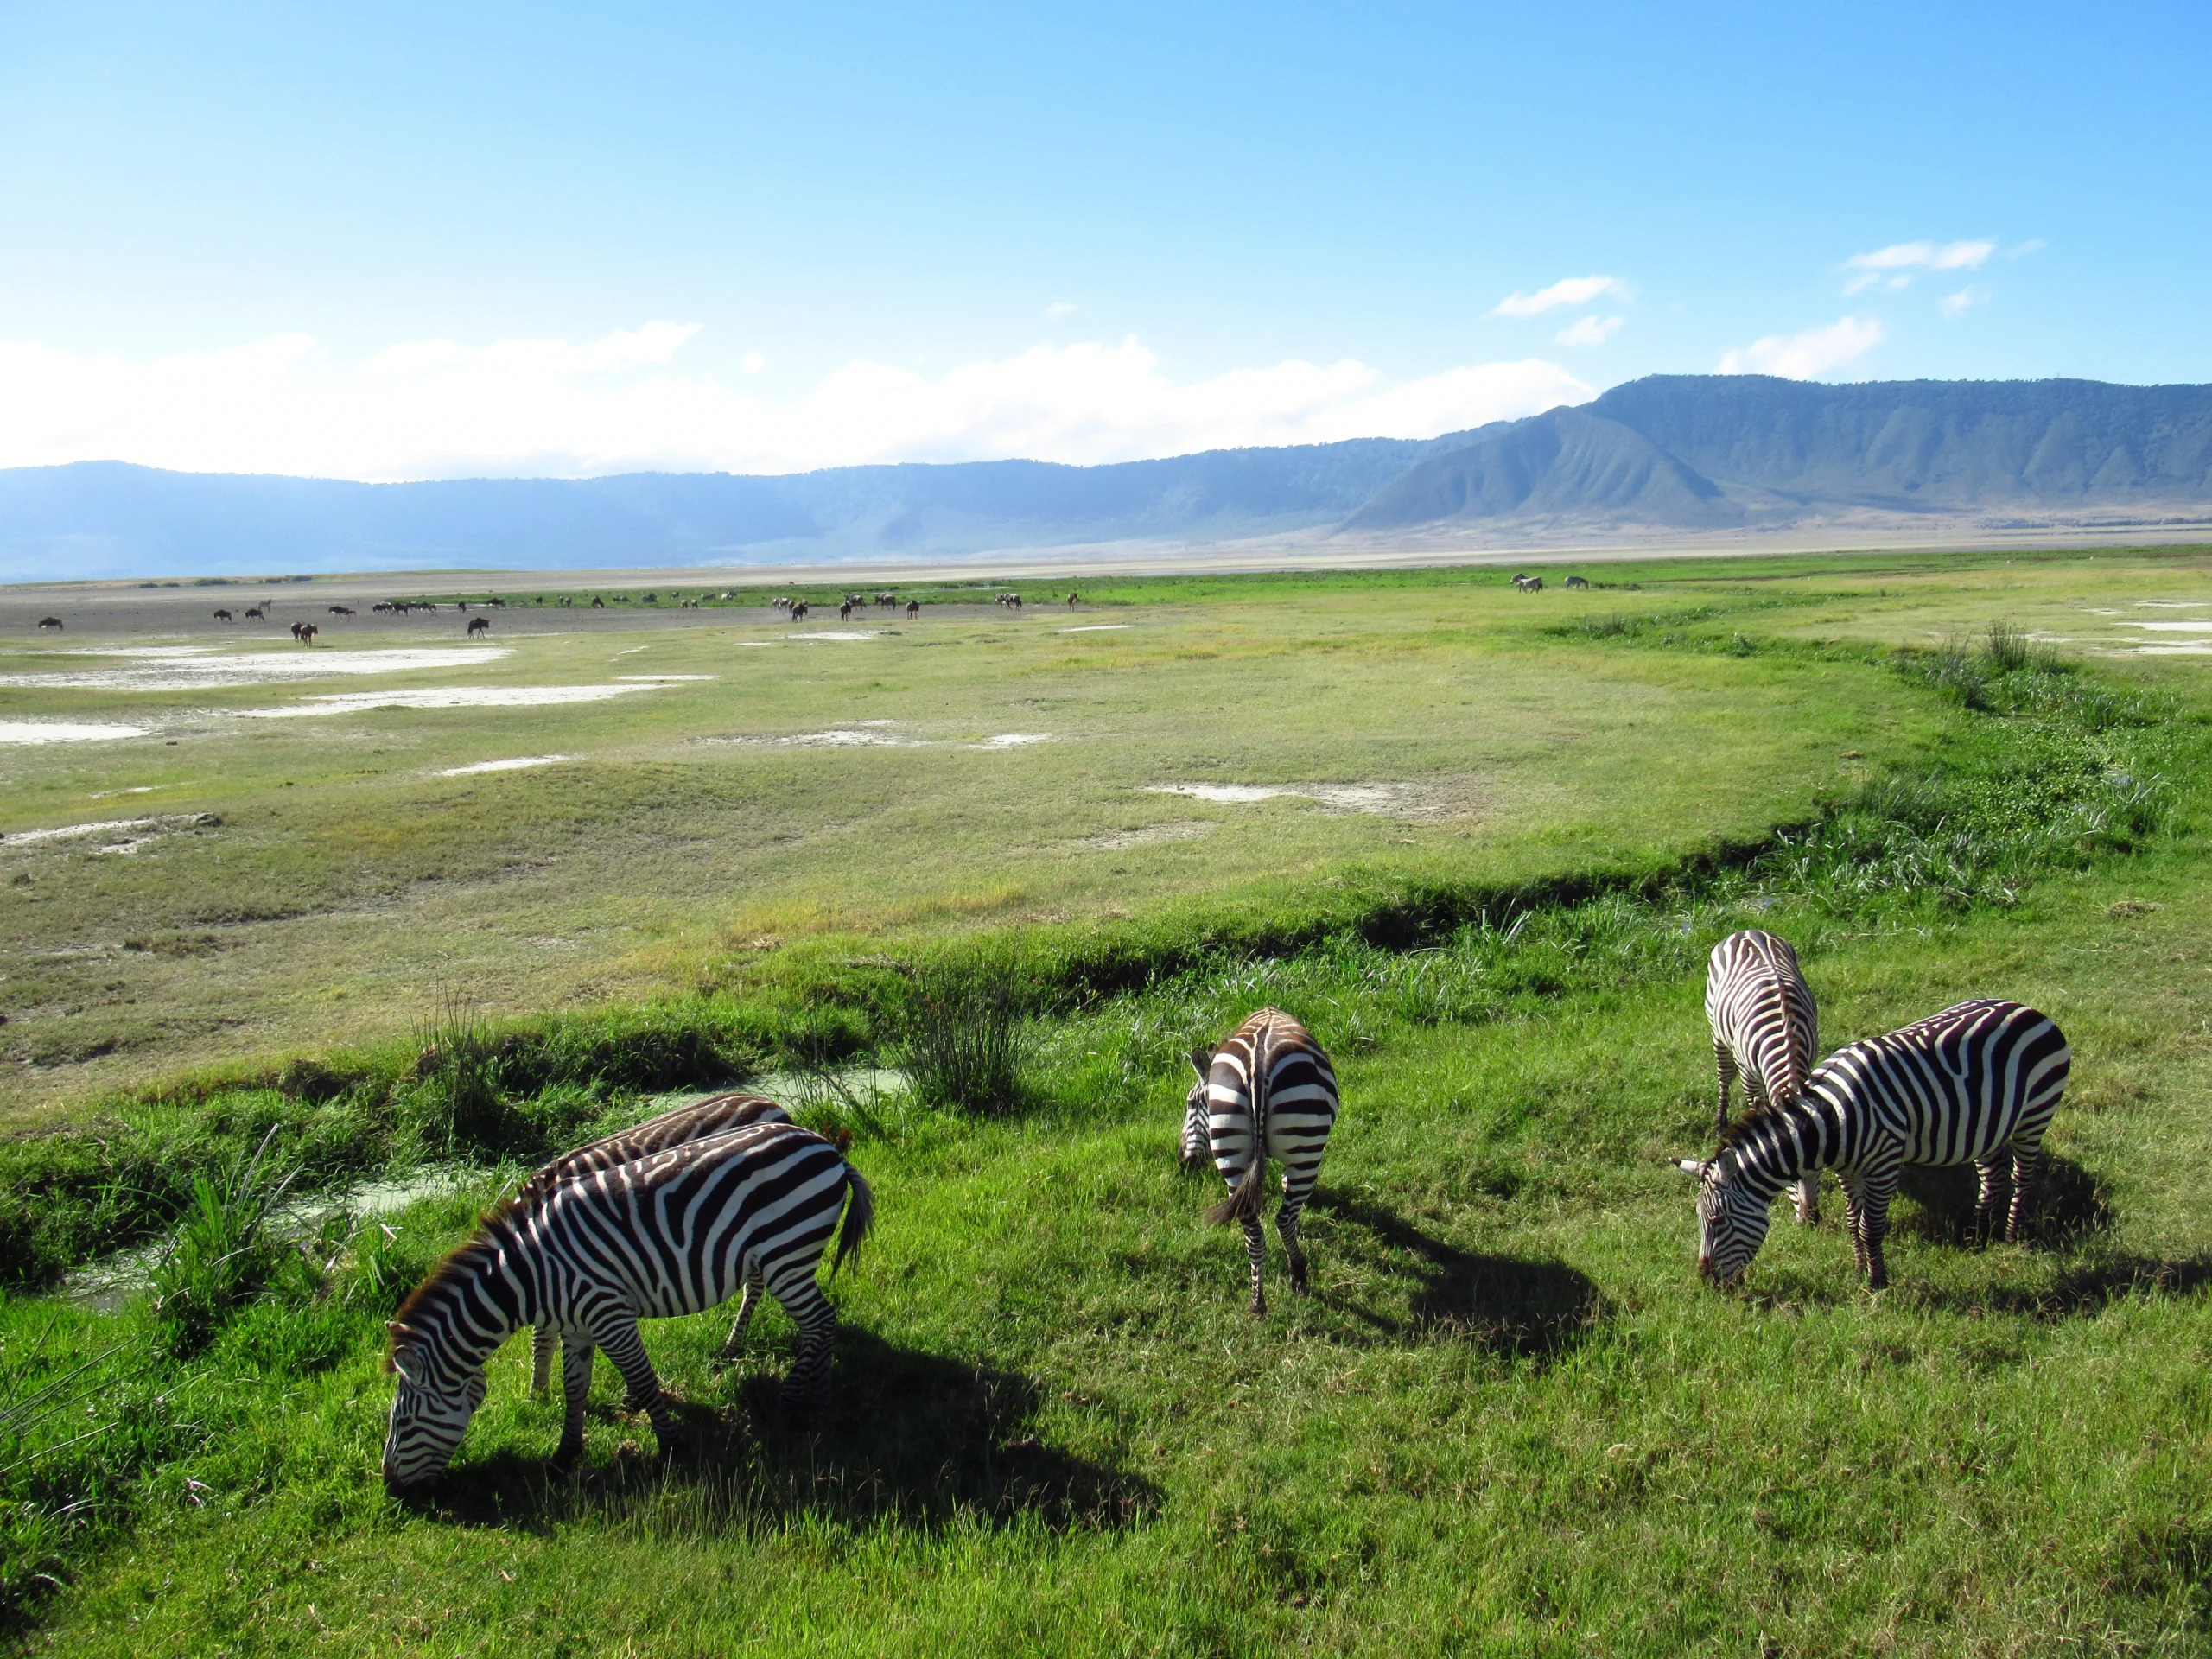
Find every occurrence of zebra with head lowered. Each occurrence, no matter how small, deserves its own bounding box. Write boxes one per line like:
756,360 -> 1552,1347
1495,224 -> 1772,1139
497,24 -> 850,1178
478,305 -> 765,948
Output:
1181,1008 -> 1339,1316
518,1092 -> 792,1394
1706,929 -> 1821,1224
1678,999 -> 2069,1290
383,1121 -> 870,1495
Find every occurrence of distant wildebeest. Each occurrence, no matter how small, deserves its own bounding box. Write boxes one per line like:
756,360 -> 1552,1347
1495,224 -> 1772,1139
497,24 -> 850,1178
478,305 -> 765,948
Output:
1067,592 -> 1079,608
906,599 -> 920,620
244,606 -> 265,620
875,591 -> 897,607
559,597 -> 573,607
36,616 -> 63,631
371,601 -> 394,614
467,616 -> 491,638
487,597 -> 506,608
642,592 -> 658,605
590,596 -> 604,608
791,601 -> 810,620
329,605 -> 356,616
296,622 -> 319,646
839,600 -> 855,620
213,608 -> 233,622
1563,575 -> 1590,590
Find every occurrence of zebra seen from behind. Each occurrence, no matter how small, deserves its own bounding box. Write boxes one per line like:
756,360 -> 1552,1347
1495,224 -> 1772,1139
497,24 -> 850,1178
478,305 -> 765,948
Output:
1706,928 -> 1821,1224
1677,999 -> 2069,1290
383,1122 -> 871,1495
1181,1007 -> 1339,1316
519,1092 -> 793,1394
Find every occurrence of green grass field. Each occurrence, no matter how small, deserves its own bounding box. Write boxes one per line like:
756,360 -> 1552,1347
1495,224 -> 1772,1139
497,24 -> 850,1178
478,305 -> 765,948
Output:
6,546 -> 2212,1654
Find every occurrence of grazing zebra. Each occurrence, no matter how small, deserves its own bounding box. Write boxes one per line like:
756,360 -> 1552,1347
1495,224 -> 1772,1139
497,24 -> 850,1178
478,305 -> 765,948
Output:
520,1092 -> 793,1392
382,1122 -> 870,1494
1677,999 -> 2069,1290
1706,929 -> 1821,1224
1563,575 -> 1591,589
1181,1008 -> 1340,1316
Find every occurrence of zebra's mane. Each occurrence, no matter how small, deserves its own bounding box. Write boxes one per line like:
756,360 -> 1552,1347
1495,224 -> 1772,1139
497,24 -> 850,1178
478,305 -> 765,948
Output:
1716,1094 -> 1799,1152
385,1195 -> 528,1362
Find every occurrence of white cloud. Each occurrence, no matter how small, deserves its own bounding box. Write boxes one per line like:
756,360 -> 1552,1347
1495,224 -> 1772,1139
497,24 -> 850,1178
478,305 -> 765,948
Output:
2006,238 -> 2047,259
741,350 -> 766,375
1714,316 -> 1885,378
0,327 -> 1595,480
1491,275 -> 1630,317
1044,302 -> 1077,319
1554,315 -> 1624,346
1939,284 -> 1992,318
1844,238 -> 1994,276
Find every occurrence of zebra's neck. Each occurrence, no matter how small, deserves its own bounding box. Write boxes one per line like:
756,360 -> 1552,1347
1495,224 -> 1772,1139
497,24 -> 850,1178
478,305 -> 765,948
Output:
404,1213 -> 540,1383
1722,1092 -> 1830,1192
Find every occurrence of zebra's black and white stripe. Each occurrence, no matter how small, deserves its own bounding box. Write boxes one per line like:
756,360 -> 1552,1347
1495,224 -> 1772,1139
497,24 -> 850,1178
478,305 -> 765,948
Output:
1181,1007 -> 1339,1316
519,1092 -> 792,1393
1705,928 -> 1821,1224
1678,999 -> 2069,1289
383,1121 -> 870,1494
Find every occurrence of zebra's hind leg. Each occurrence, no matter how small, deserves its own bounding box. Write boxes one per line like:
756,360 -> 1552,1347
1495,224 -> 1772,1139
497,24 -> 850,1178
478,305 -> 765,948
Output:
1790,1173 -> 1821,1228
530,1325 -> 557,1395
555,1336 -> 595,1468
1839,1177 -> 1871,1280
716,1264 -> 766,1361
1242,1215 -> 1268,1317
1713,1042 -> 1737,1137
766,1263 -> 839,1412
1974,1156 -> 2011,1241
2006,1141 -> 2044,1244
588,1311 -> 683,1452
1277,1164 -> 1321,1297
1858,1173 -> 1900,1290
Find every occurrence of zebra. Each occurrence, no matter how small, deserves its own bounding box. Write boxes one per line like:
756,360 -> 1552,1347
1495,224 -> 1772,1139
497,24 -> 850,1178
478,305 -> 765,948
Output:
1706,929 -> 1821,1225
1181,1008 -> 1340,1316
1676,999 -> 2069,1290
519,1092 -> 794,1394
1563,575 -> 1591,589
383,1121 -> 869,1494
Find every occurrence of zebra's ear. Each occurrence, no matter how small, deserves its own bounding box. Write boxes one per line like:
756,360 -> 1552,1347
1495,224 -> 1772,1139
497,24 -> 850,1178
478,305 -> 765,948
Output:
1188,1046 -> 1214,1079
1675,1158 -> 1707,1178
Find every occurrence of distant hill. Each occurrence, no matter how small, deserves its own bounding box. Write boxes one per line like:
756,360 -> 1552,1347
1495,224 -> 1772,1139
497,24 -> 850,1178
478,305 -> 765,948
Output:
6,375 -> 2212,580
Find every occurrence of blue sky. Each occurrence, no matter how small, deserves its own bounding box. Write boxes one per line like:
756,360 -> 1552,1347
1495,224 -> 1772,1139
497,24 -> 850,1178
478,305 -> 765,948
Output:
2,1 -> 2207,479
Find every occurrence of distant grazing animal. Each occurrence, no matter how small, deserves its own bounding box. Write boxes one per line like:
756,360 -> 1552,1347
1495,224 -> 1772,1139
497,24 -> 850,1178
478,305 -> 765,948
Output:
36,616 -> 63,631
244,606 -> 265,620
467,616 -> 491,638
839,600 -> 855,620
487,596 -> 506,608
1680,1000 -> 2069,1290
213,608 -> 233,622
1067,592 -> 1079,608
371,602 -> 395,614
642,592 -> 658,605
329,606 -> 356,616
791,601 -> 810,620
874,591 -> 897,607
381,1122 -> 872,1494
995,591 -> 1023,609
1707,930 -> 1821,1225
1512,575 -> 1544,594
1182,1008 -> 1340,1317
680,597 -> 700,609
906,599 -> 920,620
590,595 -> 604,608
295,623 -> 319,646
1563,575 -> 1591,589
519,1092 -> 796,1393
559,597 -> 573,607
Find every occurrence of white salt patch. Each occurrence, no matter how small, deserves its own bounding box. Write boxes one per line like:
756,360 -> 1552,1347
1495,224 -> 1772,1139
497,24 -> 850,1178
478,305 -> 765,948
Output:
971,734 -> 1052,748
618,674 -> 720,682
90,785 -> 166,798
2117,620 -> 2212,632
242,684 -> 658,718
2136,601 -> 2210,608
0,721 -> 149,745
4,817 -> 161,844
0,645 -> 510,692
789,631 -> 879,641
437,754 -> 575,776
2130,643 -> 2212,656
1145,782 -> 1420,813
1059,624 -> 1131,632
1075,821 -> 1217,851
772,728 -> 921,747
59,645 -> 213,658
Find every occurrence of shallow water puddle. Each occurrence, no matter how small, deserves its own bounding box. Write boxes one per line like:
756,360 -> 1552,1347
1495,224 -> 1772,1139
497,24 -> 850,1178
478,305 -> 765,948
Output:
241,683 -> 659,717
0,720 -> 149,744
0,645 -> 512,691
788,631 -> 880,641
1059,624 -> 1131,632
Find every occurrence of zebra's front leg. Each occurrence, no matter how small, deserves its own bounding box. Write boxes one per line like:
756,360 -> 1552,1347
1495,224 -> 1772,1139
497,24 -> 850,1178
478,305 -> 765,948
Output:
555,1334 -> 595,1468
1242,1214 -> 1268,1317
1859,1175 -> 1899,1290
717,1263 -> 765,1361
588,1311 -> 683,1452
1839,1177 -> 1871,1280
1790,1173 -> 1821,1228
530,1325 -> 558,1395
1713,1042 -> 1737,1137
1974,1156 -> 2010,1241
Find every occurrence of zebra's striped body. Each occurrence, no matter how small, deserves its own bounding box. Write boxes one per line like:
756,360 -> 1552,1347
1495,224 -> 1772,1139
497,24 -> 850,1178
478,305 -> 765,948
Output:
1681,999 -> 2069,1289
1181,1007 -> 1339,1316
383,1121 -> 870,1494
1705,929 -> 1821,1224
521,1092 -> 792,1393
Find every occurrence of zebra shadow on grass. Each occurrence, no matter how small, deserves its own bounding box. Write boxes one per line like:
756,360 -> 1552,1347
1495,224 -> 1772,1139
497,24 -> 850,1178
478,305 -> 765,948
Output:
427,1329 -> 1159,1535
1886,1151 -> 2112,1248
1305,1189 -> 1605,1363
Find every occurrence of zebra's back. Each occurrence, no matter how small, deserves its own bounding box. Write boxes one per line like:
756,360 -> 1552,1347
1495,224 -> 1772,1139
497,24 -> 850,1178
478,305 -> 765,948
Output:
1206,1007 -> 1339,1160
1811,998 -> 2070,1169
519,1092 -> 789,1203
1706,929 -> 1818,1110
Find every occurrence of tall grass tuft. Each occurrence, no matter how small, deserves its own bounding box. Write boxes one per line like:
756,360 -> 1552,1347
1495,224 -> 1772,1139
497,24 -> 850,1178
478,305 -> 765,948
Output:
1925,633 -> 1990,707
899,953 -> 1030,1116
148,1126 -> 296,1355
410,986 -> 507,1152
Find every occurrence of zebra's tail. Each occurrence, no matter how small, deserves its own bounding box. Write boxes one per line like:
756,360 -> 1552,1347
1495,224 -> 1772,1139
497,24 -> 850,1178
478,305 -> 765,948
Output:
1203,1020 -> 1273,1226
831,1165 -> 875,1275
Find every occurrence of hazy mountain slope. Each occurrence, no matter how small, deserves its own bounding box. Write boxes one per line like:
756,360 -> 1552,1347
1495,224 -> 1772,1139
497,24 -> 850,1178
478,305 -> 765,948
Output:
0,429 -> 1497,580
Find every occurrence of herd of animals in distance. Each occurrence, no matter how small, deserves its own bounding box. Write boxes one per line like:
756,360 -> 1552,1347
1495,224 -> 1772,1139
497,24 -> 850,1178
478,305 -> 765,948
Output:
380,928 -> 2069,1496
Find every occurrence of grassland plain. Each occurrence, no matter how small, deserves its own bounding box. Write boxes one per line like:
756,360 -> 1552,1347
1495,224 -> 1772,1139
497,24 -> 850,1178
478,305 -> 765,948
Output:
6,548 -> 2212,1655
